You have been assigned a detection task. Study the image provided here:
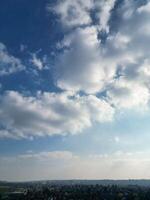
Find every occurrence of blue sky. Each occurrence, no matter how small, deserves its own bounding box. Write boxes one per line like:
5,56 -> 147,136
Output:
1,0 -> 150,181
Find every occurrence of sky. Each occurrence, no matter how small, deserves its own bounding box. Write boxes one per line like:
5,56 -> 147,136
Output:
1,0 -> 150,181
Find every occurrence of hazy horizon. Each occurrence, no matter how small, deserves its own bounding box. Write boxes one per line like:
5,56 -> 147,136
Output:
2,178 -> 150,183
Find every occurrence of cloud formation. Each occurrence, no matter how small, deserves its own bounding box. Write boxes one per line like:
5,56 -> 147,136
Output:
56,26 -> 116,94
54,0 -> 150,110
51,0 -> 116,31
1,0 -> 150,139
51,0 -> 93,27
0,91 -> 114,139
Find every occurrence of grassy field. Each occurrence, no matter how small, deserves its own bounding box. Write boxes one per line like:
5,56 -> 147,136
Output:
0,186 -> 11,194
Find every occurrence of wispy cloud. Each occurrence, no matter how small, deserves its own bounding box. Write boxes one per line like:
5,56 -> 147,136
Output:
0,43 -> 25,76
30,53 -> 44,70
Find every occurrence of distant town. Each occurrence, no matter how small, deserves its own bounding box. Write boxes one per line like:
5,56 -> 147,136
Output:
1,180 -> 150,200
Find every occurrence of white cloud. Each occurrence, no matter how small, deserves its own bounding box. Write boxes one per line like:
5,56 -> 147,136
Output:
30,53 -> 44,70
137,1 -> 150,14
50,0 -> 93,27
95,0 -> 116,32
56,26 -> 116,94
50,0 -> 116,32
52,0 -> 150,111
57,0 -> 150,107
0,43 -> 25,76
102,1 -> 150,109
107,77 -> 150,109
0,90 -> 114,139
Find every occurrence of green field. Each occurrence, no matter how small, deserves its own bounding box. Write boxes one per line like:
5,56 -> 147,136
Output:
0,186 -> 11,194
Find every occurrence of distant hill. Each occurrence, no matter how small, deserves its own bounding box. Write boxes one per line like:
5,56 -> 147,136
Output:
1,180 -> 150,187
44,180 -> 150,187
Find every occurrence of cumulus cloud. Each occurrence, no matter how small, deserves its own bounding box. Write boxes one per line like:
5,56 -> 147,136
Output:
56,26 -> 116,94
50,0 -> 116,31
94,0 -> 116,32
50,0 -> 93,27
0,43 -> 25,76
0,90 -> 114,139
52,0 -> 150,111
107,77 -> 150,109
138,1 -> 150,13
102,0 -> 150,109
